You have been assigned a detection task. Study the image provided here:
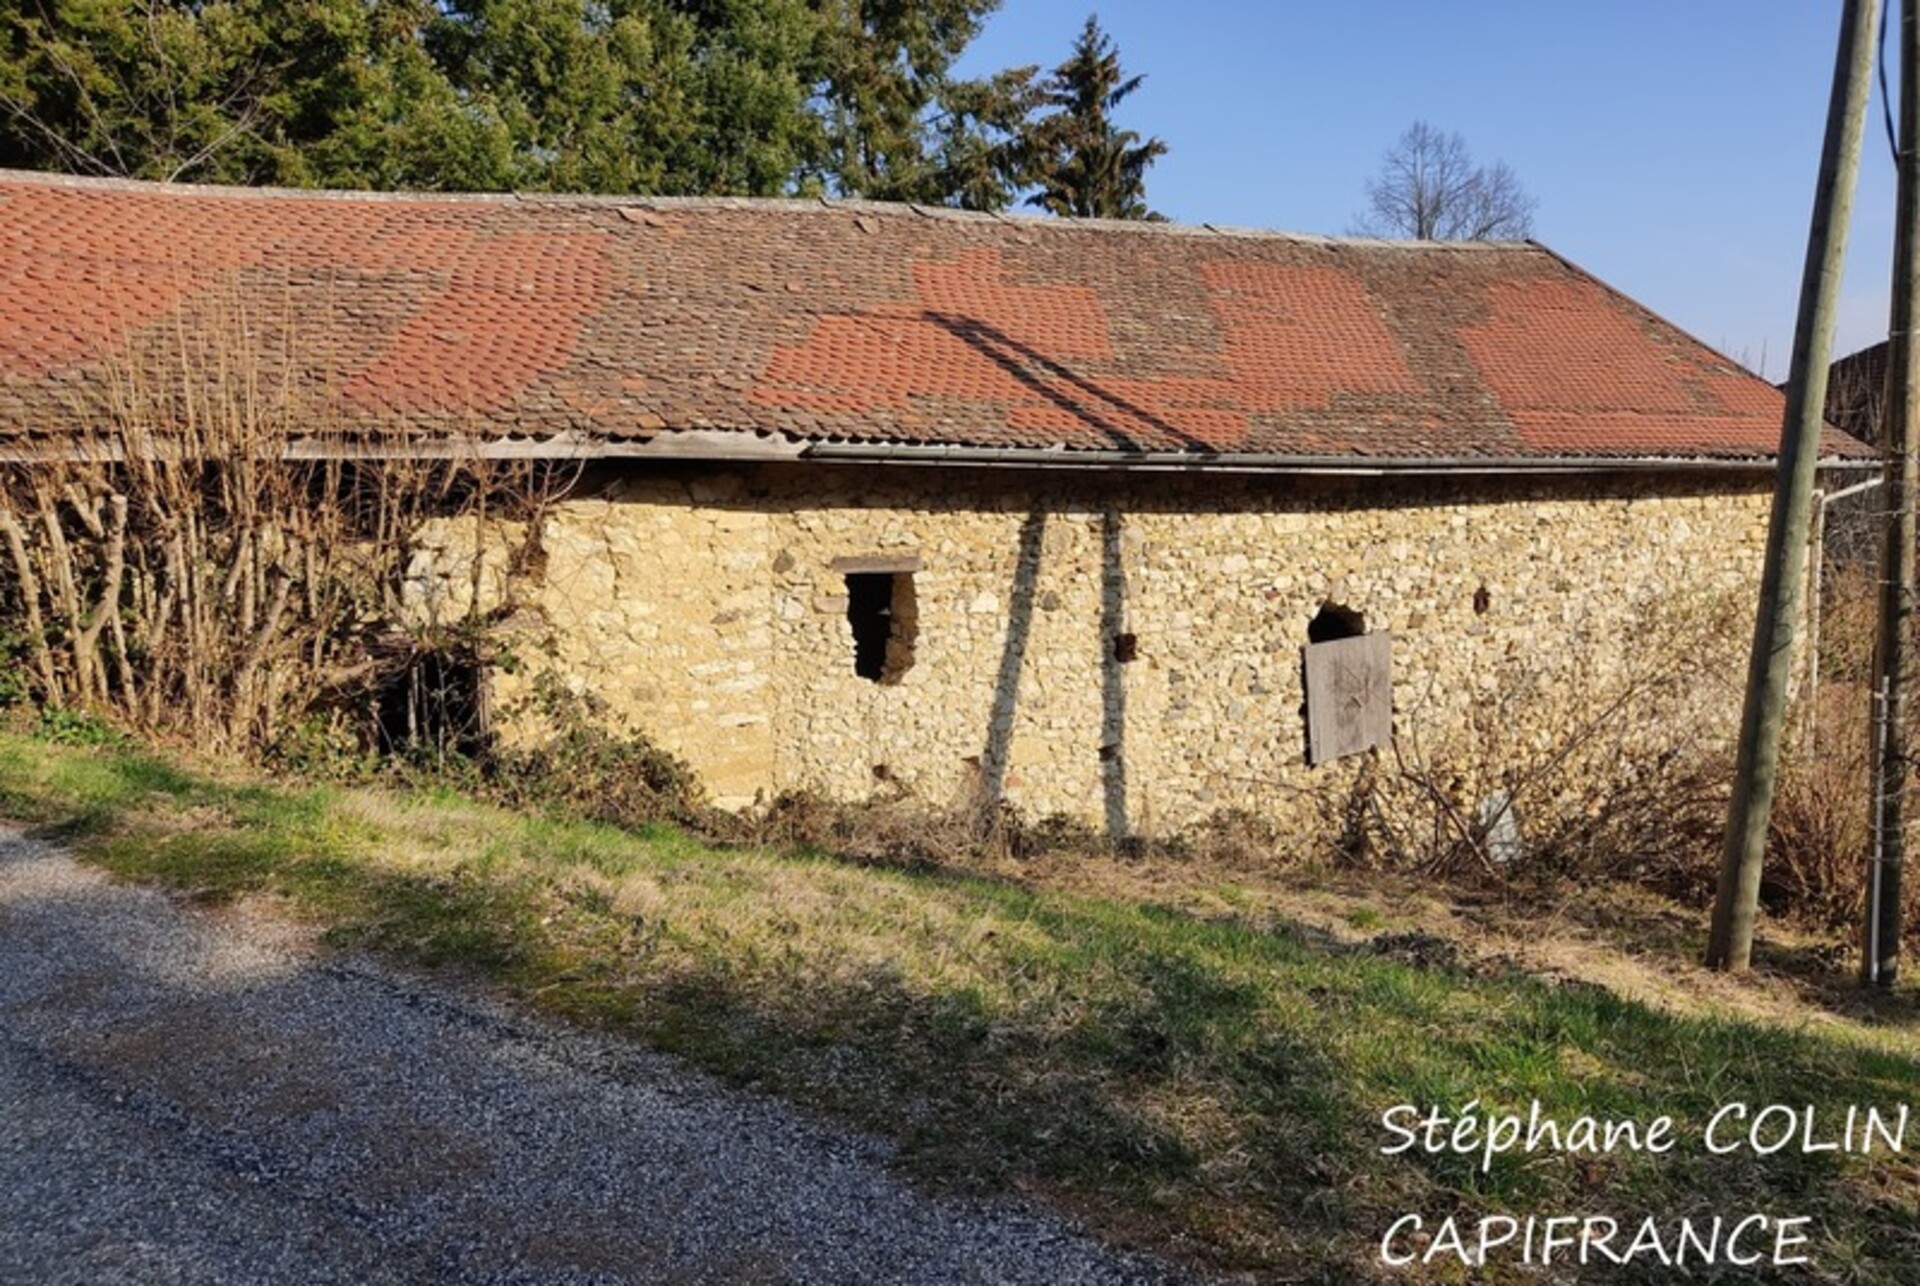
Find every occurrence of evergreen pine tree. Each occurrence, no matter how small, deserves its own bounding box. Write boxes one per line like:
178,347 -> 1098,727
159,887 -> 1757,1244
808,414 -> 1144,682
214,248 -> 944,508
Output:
809,0 -> 1038,209
1023,14 -> 1165,219
0,0 -> 1170,213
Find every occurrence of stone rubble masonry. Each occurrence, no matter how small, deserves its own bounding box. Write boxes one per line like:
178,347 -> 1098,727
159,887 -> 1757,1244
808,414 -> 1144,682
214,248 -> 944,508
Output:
405,463 -> 1773,832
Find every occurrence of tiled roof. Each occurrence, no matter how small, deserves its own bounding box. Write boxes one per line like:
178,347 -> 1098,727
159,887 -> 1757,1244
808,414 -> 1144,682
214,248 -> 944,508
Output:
0,169 -> 1870,465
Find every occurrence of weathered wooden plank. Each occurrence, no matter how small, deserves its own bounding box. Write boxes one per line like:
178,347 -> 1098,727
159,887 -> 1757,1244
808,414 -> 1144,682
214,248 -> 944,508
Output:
1304,632 -> 1392,764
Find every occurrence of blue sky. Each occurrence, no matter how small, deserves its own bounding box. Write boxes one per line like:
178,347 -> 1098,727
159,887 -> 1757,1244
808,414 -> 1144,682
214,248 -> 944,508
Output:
955,2 -> 1898,378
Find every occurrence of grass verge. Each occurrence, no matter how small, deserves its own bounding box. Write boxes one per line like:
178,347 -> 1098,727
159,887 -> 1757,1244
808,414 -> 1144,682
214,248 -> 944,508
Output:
1,730 -> 1917,1283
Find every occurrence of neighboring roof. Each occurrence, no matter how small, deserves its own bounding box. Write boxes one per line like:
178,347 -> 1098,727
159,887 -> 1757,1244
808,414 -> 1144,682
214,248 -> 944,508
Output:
0,169 -> 1873,468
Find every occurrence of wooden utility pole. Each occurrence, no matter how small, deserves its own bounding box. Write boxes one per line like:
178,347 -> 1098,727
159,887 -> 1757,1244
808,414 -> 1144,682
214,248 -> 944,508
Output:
1866,0 -> 1920,988
1709,0 -> 1881,972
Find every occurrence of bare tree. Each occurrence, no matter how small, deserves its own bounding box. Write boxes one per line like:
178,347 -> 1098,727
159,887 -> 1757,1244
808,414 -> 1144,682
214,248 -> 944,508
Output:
0,292 -> 567,753
1353,120 -> 1537,241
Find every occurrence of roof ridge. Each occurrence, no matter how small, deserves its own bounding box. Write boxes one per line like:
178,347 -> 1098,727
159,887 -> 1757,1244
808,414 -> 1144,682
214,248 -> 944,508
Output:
0,166 -> 1540,253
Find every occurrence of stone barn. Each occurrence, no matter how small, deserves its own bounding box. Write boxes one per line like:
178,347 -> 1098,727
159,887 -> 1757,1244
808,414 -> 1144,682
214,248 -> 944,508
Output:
0,171 -> 1874,835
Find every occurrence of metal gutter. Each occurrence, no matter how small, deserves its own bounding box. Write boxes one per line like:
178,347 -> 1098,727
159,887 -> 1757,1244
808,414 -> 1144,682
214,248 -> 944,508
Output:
0,429 -> 809,465
0,430 -> 1881,475
793,441 -> 1881,477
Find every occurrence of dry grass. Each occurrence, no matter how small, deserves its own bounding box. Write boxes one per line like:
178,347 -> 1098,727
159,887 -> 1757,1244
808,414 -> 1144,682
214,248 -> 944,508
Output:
861,832 -> 1920,1058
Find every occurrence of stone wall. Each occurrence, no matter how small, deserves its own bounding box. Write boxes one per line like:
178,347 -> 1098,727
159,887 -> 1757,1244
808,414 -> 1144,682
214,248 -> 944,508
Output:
411,463 -> 1775,834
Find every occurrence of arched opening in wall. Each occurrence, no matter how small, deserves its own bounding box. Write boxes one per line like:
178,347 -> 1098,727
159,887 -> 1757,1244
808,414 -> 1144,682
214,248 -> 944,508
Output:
1307,601 -> 1366,643
375,642 -> 489,758
845,569 -> 917,684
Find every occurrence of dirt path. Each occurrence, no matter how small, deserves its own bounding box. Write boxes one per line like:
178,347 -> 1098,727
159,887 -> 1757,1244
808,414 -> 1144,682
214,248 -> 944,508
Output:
0,827 -> 1184,1285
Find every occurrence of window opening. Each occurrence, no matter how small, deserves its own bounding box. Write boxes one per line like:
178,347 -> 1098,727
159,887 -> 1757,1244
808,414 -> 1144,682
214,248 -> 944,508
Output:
845,570 -> 916,683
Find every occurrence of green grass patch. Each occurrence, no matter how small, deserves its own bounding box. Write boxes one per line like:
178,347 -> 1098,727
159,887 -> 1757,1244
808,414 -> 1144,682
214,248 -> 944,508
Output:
1,730 -> 1916,1282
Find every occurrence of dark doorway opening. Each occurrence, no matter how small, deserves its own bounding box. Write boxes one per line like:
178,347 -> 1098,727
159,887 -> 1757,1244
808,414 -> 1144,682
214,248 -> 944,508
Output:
376,645 -> 488,758
846,571 -> 917,683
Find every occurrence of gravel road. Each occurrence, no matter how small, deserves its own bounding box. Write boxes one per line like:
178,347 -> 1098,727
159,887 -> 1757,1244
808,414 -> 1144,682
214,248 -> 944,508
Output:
0,826 -> 1188,1285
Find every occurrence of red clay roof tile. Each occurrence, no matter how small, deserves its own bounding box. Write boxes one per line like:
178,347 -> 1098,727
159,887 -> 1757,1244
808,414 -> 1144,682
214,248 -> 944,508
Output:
0,169 -> 1869,464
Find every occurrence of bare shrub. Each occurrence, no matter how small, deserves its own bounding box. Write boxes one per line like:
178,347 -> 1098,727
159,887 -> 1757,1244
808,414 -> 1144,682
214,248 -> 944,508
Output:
1765,681 -> 1874,929
482,675 -> 710,830
1177,808 -> 1290,869
745,777 -> 1157,871
0,298 -> 564,754
752,786 -> 1003,868
1813,561 -> 1876,687
1339,592 -> 1746,889
1763,562 -> 1920,932
1319,563 -> 1920,936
